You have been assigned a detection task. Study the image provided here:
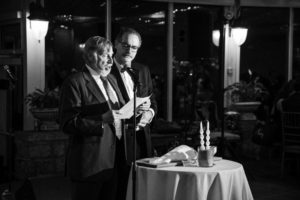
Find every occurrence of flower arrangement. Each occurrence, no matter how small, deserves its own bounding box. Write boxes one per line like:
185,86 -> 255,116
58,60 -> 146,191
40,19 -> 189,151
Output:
225,77 -> 269,103
25,88 -> 60,109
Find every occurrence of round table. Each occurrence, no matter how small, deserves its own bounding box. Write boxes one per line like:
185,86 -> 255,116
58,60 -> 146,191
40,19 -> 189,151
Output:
126,159 -> 253,200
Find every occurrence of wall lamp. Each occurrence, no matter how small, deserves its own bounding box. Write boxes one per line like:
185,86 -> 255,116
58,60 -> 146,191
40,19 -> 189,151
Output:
212,0 -> 248,47
212,27 -> 247,47
28,0 -> 49,42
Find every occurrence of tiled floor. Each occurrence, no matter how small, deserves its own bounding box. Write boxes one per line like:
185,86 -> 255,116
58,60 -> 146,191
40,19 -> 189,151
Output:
3,150 -> 300,200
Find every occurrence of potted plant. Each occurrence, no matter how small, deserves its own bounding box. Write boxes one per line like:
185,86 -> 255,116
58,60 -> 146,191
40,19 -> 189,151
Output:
225,76 -> 270,158
25,88 -> 60,122
225,76 -> 269,112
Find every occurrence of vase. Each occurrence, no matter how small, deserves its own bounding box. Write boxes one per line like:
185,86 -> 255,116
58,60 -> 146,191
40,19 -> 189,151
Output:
232,101 -> 261,113
30,108 -> 59,121
30,108 -> 59,131
232,101 -> 261,159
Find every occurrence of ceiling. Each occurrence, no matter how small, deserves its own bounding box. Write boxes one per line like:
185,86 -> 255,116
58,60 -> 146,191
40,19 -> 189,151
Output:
43,0 -> 300,34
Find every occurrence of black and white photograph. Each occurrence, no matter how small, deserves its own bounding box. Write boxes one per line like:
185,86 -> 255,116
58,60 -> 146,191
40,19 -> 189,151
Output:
1,0 -> 300,200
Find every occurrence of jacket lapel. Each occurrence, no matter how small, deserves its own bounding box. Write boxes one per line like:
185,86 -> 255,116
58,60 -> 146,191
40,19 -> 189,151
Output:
111,63 -> 130,102
107,74 -> 125,107
132,62 -> 143,96
82,68 -> 106,103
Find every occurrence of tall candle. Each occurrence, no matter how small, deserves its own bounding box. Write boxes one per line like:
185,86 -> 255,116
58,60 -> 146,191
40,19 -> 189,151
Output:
200,121 -> 205,150
206,120 -> 210,149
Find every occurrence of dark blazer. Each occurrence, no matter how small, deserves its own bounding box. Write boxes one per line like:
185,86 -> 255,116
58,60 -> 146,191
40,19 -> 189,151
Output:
59,67 -> 125,180
110,61 -> 157,158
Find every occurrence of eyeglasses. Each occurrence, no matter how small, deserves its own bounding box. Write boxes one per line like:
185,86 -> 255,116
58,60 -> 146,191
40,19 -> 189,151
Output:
120,42 -> 140,51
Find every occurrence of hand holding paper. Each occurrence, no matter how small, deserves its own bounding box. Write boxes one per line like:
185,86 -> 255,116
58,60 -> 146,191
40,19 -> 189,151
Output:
118,95 -> 152,119
137,99 -> 151,112
136,110 -> 153,130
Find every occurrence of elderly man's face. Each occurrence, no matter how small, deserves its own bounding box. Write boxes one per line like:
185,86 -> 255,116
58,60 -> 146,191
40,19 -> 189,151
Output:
115,33 -> 140,66
88,46 -> 114,76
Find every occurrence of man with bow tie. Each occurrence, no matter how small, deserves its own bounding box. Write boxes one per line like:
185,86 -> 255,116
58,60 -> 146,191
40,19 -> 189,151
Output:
59,36 -> 127,200
111,27 -> 158,200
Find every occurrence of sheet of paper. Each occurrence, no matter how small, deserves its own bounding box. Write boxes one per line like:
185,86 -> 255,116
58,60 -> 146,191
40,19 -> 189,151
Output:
118,95 -> 152,119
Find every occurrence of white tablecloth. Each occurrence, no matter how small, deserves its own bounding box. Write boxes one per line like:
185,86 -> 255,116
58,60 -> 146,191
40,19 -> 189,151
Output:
126,159 -> 253,200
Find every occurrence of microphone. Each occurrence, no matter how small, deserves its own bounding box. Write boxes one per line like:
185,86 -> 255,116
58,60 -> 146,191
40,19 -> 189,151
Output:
3,65 -> 17,82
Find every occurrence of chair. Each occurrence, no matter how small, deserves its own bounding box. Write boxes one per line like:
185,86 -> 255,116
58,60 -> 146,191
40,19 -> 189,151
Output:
281,111 -> 300,177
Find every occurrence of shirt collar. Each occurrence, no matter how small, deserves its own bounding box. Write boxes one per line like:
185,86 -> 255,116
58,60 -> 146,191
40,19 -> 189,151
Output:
114,58 -> 131,73
86,64 -> 100,79
114,58 -> 123,72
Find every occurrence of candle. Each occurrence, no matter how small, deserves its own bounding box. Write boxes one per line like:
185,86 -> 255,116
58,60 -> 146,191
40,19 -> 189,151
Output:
200,121 -> 205,150
206,120 -> 210,149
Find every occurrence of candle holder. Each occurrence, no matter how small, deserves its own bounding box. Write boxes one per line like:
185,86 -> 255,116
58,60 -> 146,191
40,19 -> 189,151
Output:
198,146 -> 217,167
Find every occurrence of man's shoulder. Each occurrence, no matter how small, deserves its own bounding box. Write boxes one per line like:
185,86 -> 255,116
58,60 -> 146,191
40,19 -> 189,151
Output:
62,70 -> 88,86
66,71 -> 84,81
132,61 -> 148,69
132,62 -> 150,74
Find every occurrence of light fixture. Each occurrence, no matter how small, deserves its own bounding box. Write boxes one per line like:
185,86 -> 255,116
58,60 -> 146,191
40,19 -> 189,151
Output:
231,27 -> 248,46
212,30 -> 220,47
212,0 -> 248,47
28,0 -> 49,41
212,28 -> 247,47
212,27 -> 248,47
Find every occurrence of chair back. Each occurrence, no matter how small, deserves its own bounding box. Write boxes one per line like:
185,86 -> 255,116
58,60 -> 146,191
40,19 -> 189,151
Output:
281,111 -> 300,148
195,100 -> 219,130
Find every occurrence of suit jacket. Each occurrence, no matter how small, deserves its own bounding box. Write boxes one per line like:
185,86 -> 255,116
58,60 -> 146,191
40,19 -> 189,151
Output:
59,67 -> 125,180
111,61 -> 157,158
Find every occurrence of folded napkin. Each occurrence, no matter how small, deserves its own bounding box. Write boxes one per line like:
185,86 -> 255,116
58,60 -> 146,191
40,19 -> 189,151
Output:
150,145 -> 197,164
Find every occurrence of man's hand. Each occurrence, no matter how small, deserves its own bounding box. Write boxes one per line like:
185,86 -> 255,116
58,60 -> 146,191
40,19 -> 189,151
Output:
136,110 -> 153,130
102,110 -> 122,123
137,99 -> 151,114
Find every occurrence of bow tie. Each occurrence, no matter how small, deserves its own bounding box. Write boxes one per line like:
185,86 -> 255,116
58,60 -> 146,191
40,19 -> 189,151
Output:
120,67 -> 127,73
120,66 -> 131,73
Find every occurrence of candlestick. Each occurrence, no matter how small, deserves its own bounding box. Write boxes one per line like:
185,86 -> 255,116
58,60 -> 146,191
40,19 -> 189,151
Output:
206,120 -> 210,149
199,121 -> 205,150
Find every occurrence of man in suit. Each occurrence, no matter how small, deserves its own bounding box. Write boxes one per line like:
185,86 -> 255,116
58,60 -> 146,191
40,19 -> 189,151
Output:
111,27 -> 157,200
59,36 -> 126,200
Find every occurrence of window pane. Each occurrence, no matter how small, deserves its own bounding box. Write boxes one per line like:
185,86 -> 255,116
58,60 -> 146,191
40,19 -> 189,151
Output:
45,0 -> 106,89
173,3 -> 221,127
294,8 -> 300,77
241,7 -> 289,87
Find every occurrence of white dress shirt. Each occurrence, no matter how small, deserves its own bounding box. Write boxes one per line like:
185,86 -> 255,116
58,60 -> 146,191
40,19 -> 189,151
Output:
114,59 -> 134,99
86,64 -> 118,102
86,65 -> 122,139
114,59 -> 155,119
